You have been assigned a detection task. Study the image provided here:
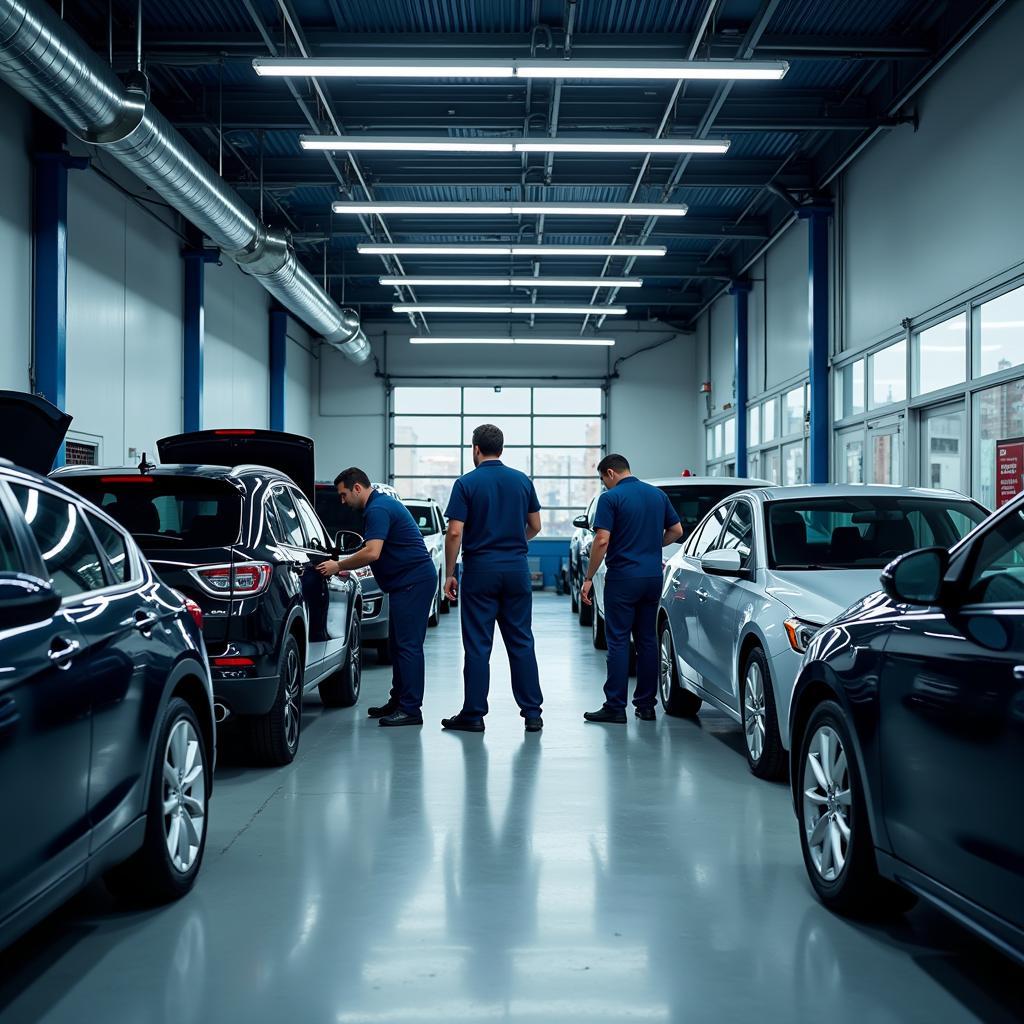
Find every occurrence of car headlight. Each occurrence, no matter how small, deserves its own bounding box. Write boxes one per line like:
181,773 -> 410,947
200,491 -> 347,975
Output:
784,618 -> 820,654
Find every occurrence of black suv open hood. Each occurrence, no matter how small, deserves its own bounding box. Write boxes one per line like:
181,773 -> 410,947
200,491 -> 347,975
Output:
157,429 -> 315,500
0,391 -> 73,473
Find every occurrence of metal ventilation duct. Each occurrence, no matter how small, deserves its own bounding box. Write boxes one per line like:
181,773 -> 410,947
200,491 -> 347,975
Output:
0,0 -> 370,363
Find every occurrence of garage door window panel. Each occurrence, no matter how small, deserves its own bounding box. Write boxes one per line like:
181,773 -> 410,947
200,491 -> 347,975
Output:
914,314 -> 967,396
463,387 -> 531,415
974,283 -> 1024,379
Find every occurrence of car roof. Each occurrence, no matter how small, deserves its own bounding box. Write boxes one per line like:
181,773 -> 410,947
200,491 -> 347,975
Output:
644,476 -> 772,488
742,483 -> 978,502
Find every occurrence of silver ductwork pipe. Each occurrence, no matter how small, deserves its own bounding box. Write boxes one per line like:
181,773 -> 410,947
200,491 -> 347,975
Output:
0,0 -> 370,363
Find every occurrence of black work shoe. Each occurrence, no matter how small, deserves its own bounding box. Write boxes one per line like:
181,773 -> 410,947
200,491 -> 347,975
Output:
584,707 -> 627,724
379,710 -> 423,727
525,716 -> 543,733
368,700 -> 398,719
441,714 -> 485,733
635,707 -> 656,721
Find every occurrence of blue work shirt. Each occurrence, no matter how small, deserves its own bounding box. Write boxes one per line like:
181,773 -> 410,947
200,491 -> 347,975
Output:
445,460 -> 541,571
592,477 -> 680,579
362,490 -> 436,593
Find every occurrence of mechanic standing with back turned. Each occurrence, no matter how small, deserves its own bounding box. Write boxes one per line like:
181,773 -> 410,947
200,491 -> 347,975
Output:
317,468 -> 436,727
441,424 -> 545,733
581,454 -> 683,723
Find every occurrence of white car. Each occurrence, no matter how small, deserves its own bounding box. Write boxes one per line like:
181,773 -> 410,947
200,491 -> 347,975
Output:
587,477 -> 770,644
658,485 -> 989,779
401,496 -> 449,626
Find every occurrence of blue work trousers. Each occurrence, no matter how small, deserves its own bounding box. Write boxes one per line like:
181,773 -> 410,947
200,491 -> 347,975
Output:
603,576 -> 661,712
460,569 -> 543,720
386,573 -> 437,715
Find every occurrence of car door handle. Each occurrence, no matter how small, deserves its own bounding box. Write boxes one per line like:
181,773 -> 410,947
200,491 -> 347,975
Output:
0,696 -> 19,738
695,588 -> 709,602
1014,665 -> 1024,682
133,610 -> 160,634
48,637 -> 81,668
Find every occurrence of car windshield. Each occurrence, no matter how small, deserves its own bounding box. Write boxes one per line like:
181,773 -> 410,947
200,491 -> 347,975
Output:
661,485 -> 750,539
404,504 -> 437,537
766,495 -> 987,570
61,475 -> 241,548
314,487 -> 365,536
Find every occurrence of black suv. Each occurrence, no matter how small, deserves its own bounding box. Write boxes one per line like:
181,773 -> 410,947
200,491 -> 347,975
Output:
0,393 -> 214,949
57,430 -> 364,767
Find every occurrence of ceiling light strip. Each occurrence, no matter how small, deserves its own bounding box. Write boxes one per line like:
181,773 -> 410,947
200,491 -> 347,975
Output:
409,337 -> 616,347
392,304 -> 628,315
254,58 -> 788,81
378,276 -> 643,288
301,135 -> 729,155
334,202 -> 687,217
358,243 -> 667,257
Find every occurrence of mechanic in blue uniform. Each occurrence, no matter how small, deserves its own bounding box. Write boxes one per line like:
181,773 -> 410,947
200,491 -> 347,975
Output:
317,467 -> 436,727
581,454 -> 683,723
441,424 -> 545,733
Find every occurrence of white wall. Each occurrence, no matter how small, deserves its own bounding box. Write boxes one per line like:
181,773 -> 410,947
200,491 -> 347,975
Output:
0,85 -> 33,393
312,321 -> 701,484
285,319 -> 316,439
840,0 -> 1024,351
764,219 -> 808,386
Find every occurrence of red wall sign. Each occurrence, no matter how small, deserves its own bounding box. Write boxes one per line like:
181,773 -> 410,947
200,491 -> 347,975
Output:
996,436 -> 1024,508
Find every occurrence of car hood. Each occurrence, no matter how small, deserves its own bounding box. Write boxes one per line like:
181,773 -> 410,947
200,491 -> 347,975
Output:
764,568 -> 883,623
157,429 -> 315,500
0,391 -> 73,473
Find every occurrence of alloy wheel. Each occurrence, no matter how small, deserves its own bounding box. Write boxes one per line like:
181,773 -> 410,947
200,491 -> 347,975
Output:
283,646 -> 300,750
743,661 -> 766,761
659,632 -> 673,704
349,622 -> 362,697
162,718 -> 206,873
802,725 -> 852,882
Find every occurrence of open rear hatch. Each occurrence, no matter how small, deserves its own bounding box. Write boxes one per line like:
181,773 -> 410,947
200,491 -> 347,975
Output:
0,390 -> 72,473
157,429 -> 315,500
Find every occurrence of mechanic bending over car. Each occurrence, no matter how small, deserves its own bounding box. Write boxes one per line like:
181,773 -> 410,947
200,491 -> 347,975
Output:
582,454 -> 683,724
316,467 -> 436,728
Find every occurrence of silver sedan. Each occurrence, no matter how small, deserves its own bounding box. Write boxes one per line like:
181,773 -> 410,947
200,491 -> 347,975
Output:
657,485 -> 988,779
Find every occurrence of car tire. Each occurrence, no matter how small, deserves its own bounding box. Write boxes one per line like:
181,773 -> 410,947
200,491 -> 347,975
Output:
428,578 -> 440,628
319,615 -> 362,708
571,577 -> 580,614
592,601 -> 608,650
248,634 -> 302,766
578,586 -> 594,627
740,647 -> 787,780
797,700 -> 917,917
658,622 -> 701,718
104,697 -> 209,903
375,638 -> 393,665
440,592 -> 451,615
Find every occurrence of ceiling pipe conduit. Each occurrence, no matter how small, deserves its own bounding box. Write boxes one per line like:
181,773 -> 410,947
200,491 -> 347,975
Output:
0,0 -> 369,363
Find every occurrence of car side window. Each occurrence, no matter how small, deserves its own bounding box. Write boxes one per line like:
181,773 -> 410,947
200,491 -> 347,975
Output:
0,499 -> 24,573
715,500 -> 754,569
690,503 -> 732,558
10,485 -> 107,597
964,509 -> 1024,605
86,512 -> 133,584
270,486 -> 305,547
293,492 -> 328,550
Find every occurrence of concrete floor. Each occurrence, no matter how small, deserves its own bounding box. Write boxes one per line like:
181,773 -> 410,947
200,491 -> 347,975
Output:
1,593 -> 1021,1023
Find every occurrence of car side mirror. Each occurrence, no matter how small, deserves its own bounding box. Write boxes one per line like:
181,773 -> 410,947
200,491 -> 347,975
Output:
0,573 -> 61,630
573,514 -> 589,530
333,531 -> 364,558
700,548 -> 743,577
881,546 -> 949,605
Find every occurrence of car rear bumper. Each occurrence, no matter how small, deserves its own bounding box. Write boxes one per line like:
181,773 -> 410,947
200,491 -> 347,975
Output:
360,592 -> 389,642
213,674 -> 280,717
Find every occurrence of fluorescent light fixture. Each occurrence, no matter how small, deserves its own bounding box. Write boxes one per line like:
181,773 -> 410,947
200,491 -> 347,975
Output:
515,59 -> 789,80
254,58 -> 788,82
392,304 -> 627,315
334,202 -> 686,217
301,134 -> 729,155
357,243 -> 667,257
378,276 -> 643,288
410,337 -> 616,347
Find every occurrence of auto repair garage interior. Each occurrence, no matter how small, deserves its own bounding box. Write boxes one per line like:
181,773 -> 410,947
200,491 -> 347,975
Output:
1,0 -> 1023,1020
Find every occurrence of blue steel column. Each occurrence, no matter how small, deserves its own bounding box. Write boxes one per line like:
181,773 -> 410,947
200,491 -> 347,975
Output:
269,310 -> 288,432
729,280 -> 752,478
798,204 -> 834,484
182,249 -> 219,433
33,150 -> 88,467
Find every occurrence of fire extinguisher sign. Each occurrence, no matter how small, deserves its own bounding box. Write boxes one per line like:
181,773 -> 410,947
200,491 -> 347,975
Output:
996,436 -> 1024,508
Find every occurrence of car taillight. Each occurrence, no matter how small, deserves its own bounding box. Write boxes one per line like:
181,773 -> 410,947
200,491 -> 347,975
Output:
188,562 -> 274,598
183,597 -> 203,631
213,657 -> 255,667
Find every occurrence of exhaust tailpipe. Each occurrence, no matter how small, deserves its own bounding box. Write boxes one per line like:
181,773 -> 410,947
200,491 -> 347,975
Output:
213,703 -> 230,724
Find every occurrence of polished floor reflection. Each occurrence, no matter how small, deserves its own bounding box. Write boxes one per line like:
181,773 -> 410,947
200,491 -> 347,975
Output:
2,594 -> 1021,1023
